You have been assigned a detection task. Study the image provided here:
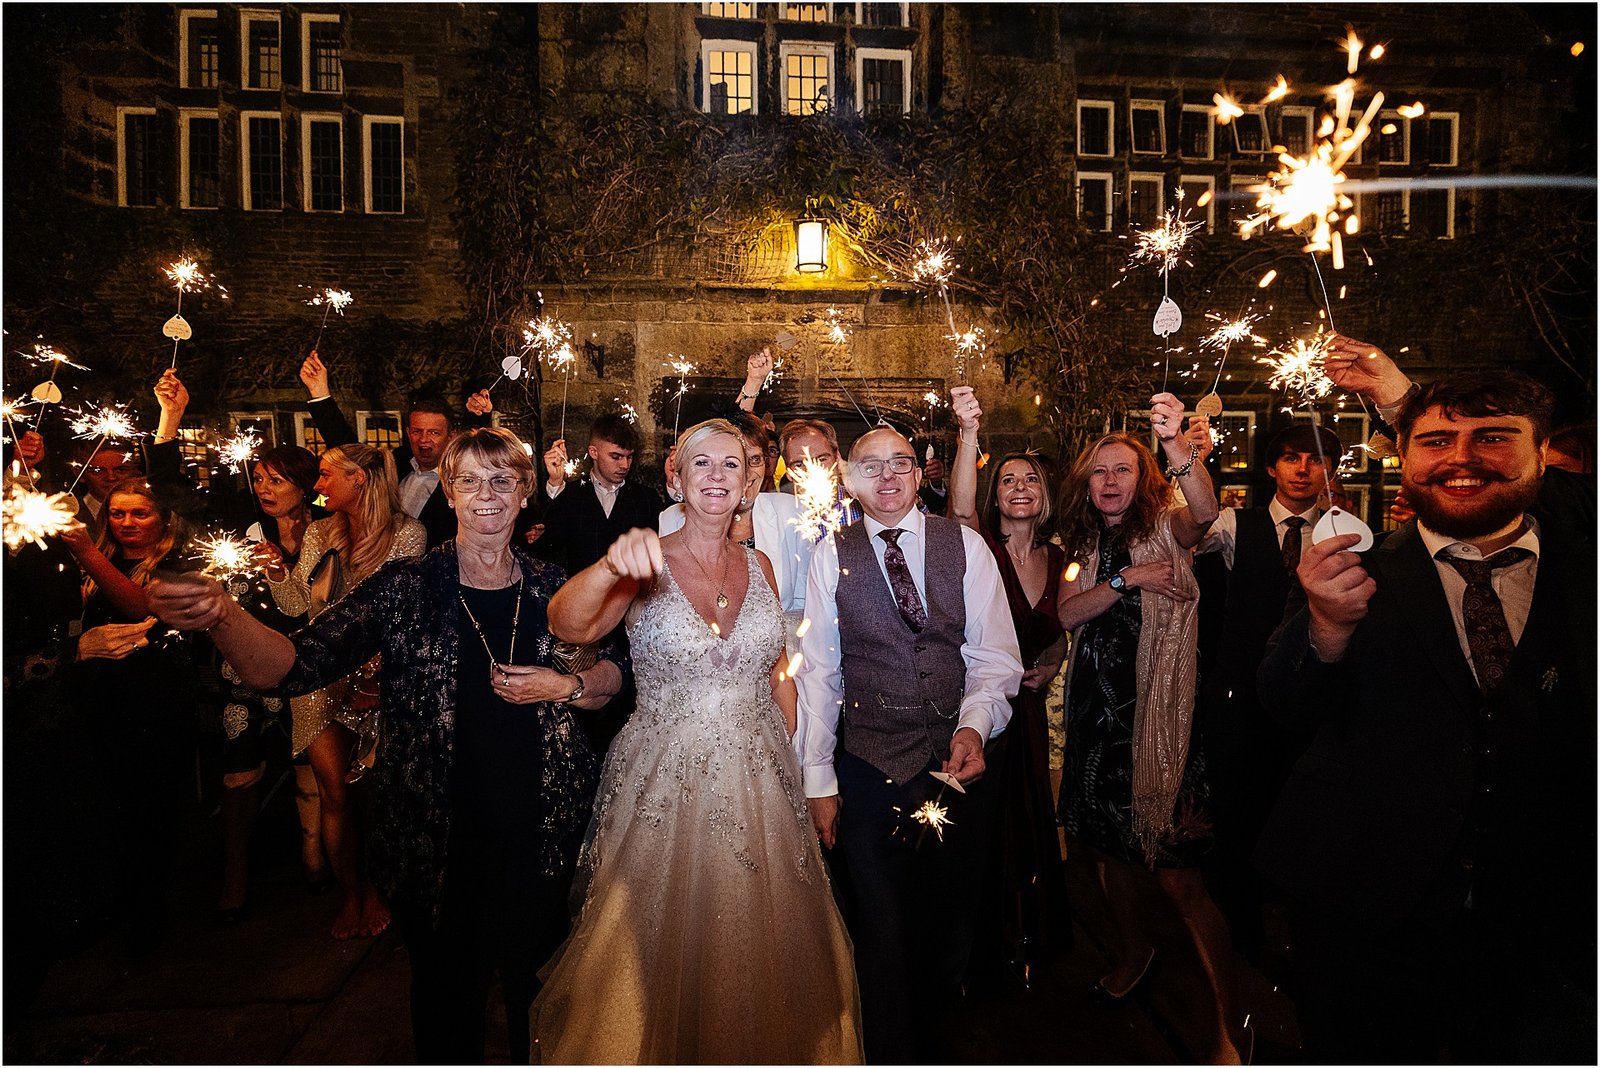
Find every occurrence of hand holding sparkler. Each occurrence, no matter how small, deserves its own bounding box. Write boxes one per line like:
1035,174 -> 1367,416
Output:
738,349 -> 773,411
1320,333 -> 1414,408
1149,392 -> 1187,442
300,351 -> 332,400
543,439 -> 570,488
3,484 -> 79,552
465,390 -> 493,418
1296,532 -> 1375,662
153,369 -> 190,442
148,570 -> 232,632
1183,414 -> 1215,465
943,726 -> 986,785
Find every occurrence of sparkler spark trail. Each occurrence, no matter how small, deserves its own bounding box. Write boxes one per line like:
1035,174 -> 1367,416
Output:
1199,312 -> 1266,352
946,326 -> 991,380
664,357 -> 698,437
68,403 -> 142,442
908,240 -> 957,288
216,428 -> 262,473
195,533 -> 261,583
789,455 -> 849,544
24,343 -> 87,371
522,316 -> 575,363
306,287 -> 355,351
1260,332 -> 1337,402
3,484 -> 78,551
910,800 -> 954,842
1129,207 -> 1202,274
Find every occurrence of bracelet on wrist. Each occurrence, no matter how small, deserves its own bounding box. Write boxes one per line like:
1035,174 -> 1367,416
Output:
1163,441 -> 1201,479
958,432 -> 978,448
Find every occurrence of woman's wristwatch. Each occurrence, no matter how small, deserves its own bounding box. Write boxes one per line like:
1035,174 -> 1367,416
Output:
562,673 -> 587,704
1108,572 -> 1130,595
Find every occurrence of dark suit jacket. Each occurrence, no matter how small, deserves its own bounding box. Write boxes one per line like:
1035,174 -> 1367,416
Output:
306,397 -> 466,549
1254,497 -> 1595,947
532,479 -> 664,576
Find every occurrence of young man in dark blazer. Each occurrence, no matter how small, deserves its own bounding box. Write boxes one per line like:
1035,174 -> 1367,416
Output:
533,413 -> 663,576
1255,352 -> 1595,1064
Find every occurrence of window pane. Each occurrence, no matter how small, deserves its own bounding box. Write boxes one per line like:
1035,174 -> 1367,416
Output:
1232,113 -> 1267,153
1179,179 -> 1212,232
785,3 -> 829,20
1131,107 -> 1163,153
368,122 -> 404,213
707,50 -> 754,115
124,113 -> 159,206
310,21 -> 343,92
187,116 -> 220,208
177,426 -> 212,489
309,120 -> 343,211
187,18 -> 220,88
1372,191 -> 1405,233
858,2 -> 904,26
861,56 -> 905,118
247,116 -> 283,210
1180,109 -> 1211,158
705,2 -> 754,16
1079,105 -> 1110,155
1217,414 -> 1253,470
1129,180 -> 1161,229
1378,119 -> 1407,162
364,414 -> 402,450
785,52 -> 830,115
1415,189 -> 1452,237
1077,178 -> 1109,230
248,19 -> 281,89
1427,118 -> 1455,165
1281,113 -> 1311,156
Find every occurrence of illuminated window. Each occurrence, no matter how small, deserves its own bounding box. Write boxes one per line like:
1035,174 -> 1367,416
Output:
181,109 -> 221,209
1179,104 -> 1213,160
294,413 -> 328,455
1076,171 -> 1112,232
179,10 -> 220,89
856,47 -> 910,117
1077,100 -> 1113,157
781,43 -> 834,116
703,2 -> 755,17
240,10 -> 282,90
1215,412 -> 1256,472
1130,100 -> 1165,155
118,107 -> 160,207
783,2 -> 832,20
241,111 -> 283,210
177,424 -> 212,488
358,412 -> 403,451
702,40 -> 758,115
303,115 -> 344,212
303,14 -> 343,93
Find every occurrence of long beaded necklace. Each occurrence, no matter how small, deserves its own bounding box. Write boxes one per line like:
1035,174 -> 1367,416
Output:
681,542 -> 733,609
458,577 -> 523,670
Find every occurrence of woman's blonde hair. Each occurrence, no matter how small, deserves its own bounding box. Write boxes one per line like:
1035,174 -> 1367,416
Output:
1056,432 -> 1173,556
83,478 -> 188,603
319,443 -> 405,583
673,418 -> 746,488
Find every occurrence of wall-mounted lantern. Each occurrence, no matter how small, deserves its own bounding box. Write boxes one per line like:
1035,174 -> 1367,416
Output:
794,217 -> 829,273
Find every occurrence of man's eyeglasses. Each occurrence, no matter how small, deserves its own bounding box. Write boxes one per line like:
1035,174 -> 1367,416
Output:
84,464 -> 143,477
448,474 -> 523,493
853,456 -> 917,479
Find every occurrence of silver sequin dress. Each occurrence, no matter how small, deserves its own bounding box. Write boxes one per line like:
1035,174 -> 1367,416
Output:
531,550 -> 863,1064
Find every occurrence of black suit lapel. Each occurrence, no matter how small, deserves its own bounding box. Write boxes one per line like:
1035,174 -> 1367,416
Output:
1380,525 -> 1480,712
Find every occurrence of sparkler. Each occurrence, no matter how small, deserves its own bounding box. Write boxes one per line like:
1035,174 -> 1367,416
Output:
65,402 -> 144,498
1260,332 -> 1337,402
3,483 -> 78,552
522,314 -> 579,439
664,357 -> 697,437
910,800 -> 954,842
305,287 -> 354,351
616,400 -> 640,424
946,326 -> 991,382
789,454 -> 850,544
2,398 -> 37,483
23,341 -> 86,432
1126,190 -> 1200,391
547,342 -> 578,442
804,309 -> 878,428
216,428 -> 262,474
195,532 -> 262,583
163,257 -> 226,368
1197,310 -> 1267,415
907,238 -> 976,382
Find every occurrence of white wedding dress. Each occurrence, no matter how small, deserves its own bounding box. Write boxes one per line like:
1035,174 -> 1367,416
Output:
531,550 -> 863,1064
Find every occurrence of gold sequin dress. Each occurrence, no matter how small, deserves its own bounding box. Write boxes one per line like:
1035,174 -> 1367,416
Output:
531,550 -> 863,1064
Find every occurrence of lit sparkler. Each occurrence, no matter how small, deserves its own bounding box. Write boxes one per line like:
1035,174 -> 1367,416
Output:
789,454 -> 848,544
522,316 -> 575,364
305,287 -> 355,351
946,326 -> 991,380
163,256 -> 226,369
616,400 -> 640,424
3,483 -> 78,552
1129,205 -> 1202,275
665,357 -> 697,437
1198,310 -> 1268,413
910,800 -> 954,842
23,340 -> 86,431
68,403 -> 141,442
762,353 -> 786,391
196,533 -> 261,583
908,239 -> 957,288
1260,332 -> 1337,403
216,428 -> 262,474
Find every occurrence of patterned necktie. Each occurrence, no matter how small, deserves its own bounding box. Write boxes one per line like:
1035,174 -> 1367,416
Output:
877,528 -> 927,632
1281,515 -> 1308,612
1440,547 -> 1534,692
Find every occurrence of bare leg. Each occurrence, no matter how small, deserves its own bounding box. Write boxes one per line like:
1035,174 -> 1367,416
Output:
293,762 -> 328,887
308,725 -> 365,940
1156,867 -> 1245,1064
218,763 -> 264,913
1095,854 -> 1155,993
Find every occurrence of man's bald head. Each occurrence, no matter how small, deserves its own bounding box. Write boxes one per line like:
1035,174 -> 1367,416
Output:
845,427 -> 921,524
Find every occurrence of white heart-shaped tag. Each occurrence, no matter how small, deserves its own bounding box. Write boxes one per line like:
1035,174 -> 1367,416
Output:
501,355 -> 523,381
1152,297 -> 1183,337
31,382 -> 62,404
1312,506 -> 1374,552
162,314 -> 193,341
1194,392 -> 1223,418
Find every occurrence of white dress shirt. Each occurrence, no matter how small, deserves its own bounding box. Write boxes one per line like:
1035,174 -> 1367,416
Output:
548,476 -> 622,517
1198,497 -> 1321,570
1418,518 -> 1541,686
796,508 -> 1022,798
398,457 -> 439,520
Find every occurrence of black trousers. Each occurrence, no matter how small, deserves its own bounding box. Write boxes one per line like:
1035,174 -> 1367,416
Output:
393,873 -> 570,1065
830,750 -> 998,1064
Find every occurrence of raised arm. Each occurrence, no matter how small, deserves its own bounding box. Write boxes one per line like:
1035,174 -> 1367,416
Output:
59,523 -> 150,620
1322,333 -> 1415,414
299,351 -> 358,447
736,349 -> 772,413
947,385 -> 983,532
1150,393 -> 1218,548
547,528 -> 660,645
148,573 -> 296,689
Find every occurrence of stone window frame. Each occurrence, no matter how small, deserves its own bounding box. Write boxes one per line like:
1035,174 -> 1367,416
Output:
1076,99 -> 1114,158
700,39 -> 760,116
779,40 -> 836,116
1376,110 -> 1411,165
239,8 -> 283,91
1129,98 -> 1165,155
1278,104 -> 1314,157
1229,106 -> 1270,155
854,46 -> 911,117
177,8 -> 220,90
302,12 -> 344,94
179,107 -> 222,210
117,106 -> 160,208
1179,103 -> 1214,161
1075,170 -> 1113,233
1128,172 -> 1164,230
1177,174 -> 1214,233
362,115 -> 405,214
302,111 -> 345,213
1426,111 -> 1459,167
240,109 -> 285,211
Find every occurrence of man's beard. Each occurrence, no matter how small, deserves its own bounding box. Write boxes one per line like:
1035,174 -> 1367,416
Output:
1404,469 -> 1539,539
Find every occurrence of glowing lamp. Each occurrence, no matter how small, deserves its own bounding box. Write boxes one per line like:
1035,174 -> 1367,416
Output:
794,218 -> 828,273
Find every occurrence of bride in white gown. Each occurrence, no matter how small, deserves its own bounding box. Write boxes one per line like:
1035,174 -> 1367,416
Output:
533,418 -> 862,1064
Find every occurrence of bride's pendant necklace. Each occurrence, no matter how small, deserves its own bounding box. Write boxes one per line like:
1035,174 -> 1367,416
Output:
683,543 -> 732,609
459,577 -> 524,670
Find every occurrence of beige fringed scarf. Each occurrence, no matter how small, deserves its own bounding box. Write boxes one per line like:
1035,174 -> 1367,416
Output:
1065,509 -> 1200,866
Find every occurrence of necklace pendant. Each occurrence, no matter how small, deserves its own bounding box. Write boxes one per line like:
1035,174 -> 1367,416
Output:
716,593 -> 729,609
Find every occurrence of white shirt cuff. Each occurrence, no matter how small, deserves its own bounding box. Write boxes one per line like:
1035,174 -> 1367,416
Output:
802,764 -> 839,798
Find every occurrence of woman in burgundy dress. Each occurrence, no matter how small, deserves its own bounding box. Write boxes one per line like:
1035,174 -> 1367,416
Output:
947,386 -> 1070,980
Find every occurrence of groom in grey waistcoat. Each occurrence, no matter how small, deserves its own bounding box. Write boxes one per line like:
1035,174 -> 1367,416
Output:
797,426 -> 1021,1063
